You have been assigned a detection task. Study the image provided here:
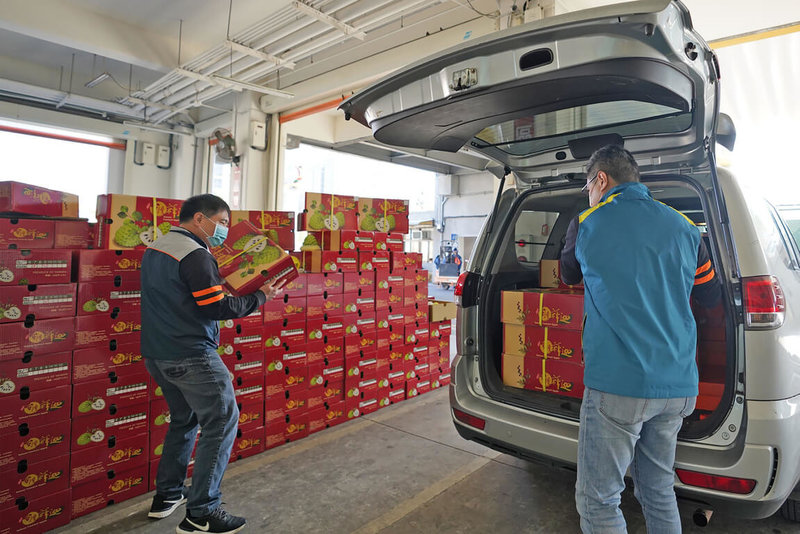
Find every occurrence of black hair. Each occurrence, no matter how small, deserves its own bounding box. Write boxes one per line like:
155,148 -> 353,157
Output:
179,194 -> 231,223
586,144 -> 640,184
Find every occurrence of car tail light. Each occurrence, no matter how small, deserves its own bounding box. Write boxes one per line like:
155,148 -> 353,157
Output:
454,272 -> 479,307
742,276 -> 785,329
453,408 -> 486,430
675,468 -> 756,495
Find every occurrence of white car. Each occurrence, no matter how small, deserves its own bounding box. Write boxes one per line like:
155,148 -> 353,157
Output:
342,0 -> 800,523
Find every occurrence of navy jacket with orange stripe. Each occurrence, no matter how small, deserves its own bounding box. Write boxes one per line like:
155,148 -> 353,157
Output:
560,182 -> 721,398
140,227 -> 266,360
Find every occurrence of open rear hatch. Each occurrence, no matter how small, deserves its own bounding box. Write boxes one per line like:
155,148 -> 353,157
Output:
341,0 -> 736,438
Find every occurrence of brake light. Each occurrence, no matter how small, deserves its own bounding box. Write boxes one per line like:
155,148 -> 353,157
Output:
453,408 -> 486,430
675,468 -> 756,495
742,276 -> 785,329
454,272 -> 469,297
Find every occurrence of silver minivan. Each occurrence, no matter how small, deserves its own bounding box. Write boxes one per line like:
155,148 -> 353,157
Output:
341,0 -> 800,523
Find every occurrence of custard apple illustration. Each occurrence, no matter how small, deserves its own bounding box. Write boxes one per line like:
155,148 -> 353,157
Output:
242,236 -> 268,253
361,214 -> 376,231
308,212 -> 326,230
114,220 -> 143,247
139,225 -> 165,246
301,234 -> 320,251
252,246 -> 281,266
323,213 -> 342,231
374,217 -> 392,232
3,306 -> 21,320
265,229 -> 279,242
82,300 -> 97,313
158,222 -> 172,235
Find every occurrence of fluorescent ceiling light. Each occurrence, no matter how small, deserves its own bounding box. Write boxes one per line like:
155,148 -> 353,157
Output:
85,72 -> 111,88
210,75 -> 294,99
123,120 -> 193,137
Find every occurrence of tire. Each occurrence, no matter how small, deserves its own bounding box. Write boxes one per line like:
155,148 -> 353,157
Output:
779,497 -> 800,522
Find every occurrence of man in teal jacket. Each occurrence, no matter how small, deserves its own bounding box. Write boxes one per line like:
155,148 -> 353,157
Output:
560,145 -> 720,533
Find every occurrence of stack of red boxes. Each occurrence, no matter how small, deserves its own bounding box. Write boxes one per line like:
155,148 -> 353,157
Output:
0,181 -> 87,533
71,249 -> 149,519
500,260 -> 585,398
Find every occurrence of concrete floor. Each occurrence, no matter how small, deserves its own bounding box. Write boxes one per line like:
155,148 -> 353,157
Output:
54,388 -> 799,534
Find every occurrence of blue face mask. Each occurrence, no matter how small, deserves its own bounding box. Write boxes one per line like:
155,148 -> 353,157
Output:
202,215 -> 228,247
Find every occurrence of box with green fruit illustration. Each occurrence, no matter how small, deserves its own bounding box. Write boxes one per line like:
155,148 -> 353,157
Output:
0,283 -> 76,323
71,372 -> 150,418
95,194 -> 183,250
357,198 -> 409,234
76,280 -> 140,316
70,402 -> 148,452
0,352 -> 71,400
0,249 -> 72,286
70,432 -> 148,486
213,220 -> 298,297
300,193 -> 358,231
301,230 -> 374,252
230,210 -> 295,250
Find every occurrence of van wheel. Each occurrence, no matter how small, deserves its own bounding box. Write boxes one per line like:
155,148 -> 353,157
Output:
779,497 -> 800,522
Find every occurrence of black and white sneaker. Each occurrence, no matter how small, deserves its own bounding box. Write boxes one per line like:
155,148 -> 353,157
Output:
148,494 -> 187,519
176,506 -> 246,534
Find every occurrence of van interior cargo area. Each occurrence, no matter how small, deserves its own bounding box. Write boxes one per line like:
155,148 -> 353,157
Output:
479,175 -> 735,440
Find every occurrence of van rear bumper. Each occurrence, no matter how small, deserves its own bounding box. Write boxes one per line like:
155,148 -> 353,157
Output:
449,357 -> 800,520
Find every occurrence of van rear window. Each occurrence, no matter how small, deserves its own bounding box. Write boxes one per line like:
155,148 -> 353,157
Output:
514,210 -> 559,264
473,100 -> 692,156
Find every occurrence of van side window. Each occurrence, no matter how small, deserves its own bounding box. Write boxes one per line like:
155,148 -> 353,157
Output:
513,210 -> 559,265
771,204 -> 800,269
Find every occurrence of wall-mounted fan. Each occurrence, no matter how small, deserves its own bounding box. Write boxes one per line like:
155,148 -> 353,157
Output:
213,128 -> 237,163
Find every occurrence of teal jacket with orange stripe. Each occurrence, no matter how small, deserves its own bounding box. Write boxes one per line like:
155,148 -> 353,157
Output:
141,227 -> 266,360
560,182 -> 720,398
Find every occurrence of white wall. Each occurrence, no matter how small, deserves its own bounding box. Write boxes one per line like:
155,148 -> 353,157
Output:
435,171 -> 496,261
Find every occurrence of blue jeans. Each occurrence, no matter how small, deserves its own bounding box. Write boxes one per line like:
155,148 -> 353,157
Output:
576,387 -> 696,534
145,352 -> 239,517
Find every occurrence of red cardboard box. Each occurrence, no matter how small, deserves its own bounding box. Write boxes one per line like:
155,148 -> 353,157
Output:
0,488 -> 71,534
306,230 -> 359,251
0,352 -> 71,395
385,233 -> 404,252
70,402 -> 148,452
284,413 -> 308,442
503,324 -> 583,363
319,337 -> 344,363
283,273 -> 307,297
357,198 -> 409,233
76,249 -> 143,282
71,463 -> 148,519
218,311 -> 263,341
502,353 -> 584,399
501,289 -> 584,329
232,374 -> 264,405
372,232 -> 388,251
95,194 -> 182,249
0,217 -> 54,249
262,294 -> 306,324
76,280 -> 140,316
0,318 -> 75,360
391,252 -> 406,273
321,293 -> 345,317
214,221 -> 298,297
416,378 -> 432,395
413,269 -> 428,285
71,372 -> 149,418
406,378 -> 420,398
218,327 -> 263,356
0,250 -> 72,286
236,399 -> 264,430
0,419 -> 70,470
306,272 -> 343,295
0,181 -> 79,218
69,432 -> 148,486
301,193 -> 358,231
321,318 -> 344,339
54,219 -> 91,249
414,306 -> 429,325
74,312 -> 141,349
413,285 -> 428,305
368,251 -> 390,271
387,290 -> 403,309
343,271 -> 375,295
340,293 -> 358,316
356,296 -> 375,316
230,210 -> 295,250
231,426 -> 264,461
0,453 -> 70,509
388,387 -> 406,405
0,283 -> 76,323
387,274 -> 404,292
265,348 -> 308,396
72,343 -> 144,384
438,370 -> 451,386
301,250 -> 358,273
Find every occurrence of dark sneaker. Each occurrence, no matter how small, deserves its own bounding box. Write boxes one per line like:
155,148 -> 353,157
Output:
148,494 -> 187,519
176,507 -> 247,534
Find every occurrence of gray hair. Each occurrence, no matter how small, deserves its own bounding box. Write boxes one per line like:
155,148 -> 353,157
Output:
587,144 -> 640,184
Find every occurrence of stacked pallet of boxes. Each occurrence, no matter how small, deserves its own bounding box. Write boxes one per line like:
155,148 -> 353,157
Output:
500,260 -> 585,398
0,182 -> 89,533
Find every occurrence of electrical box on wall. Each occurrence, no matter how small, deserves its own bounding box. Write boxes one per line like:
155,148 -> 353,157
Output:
157,145 -> 171,168
251,121 -> 267,150
142,143 -> 156,165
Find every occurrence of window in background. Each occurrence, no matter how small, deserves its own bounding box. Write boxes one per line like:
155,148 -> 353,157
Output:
0,119 -> 113,221
207,145 -> 241,209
